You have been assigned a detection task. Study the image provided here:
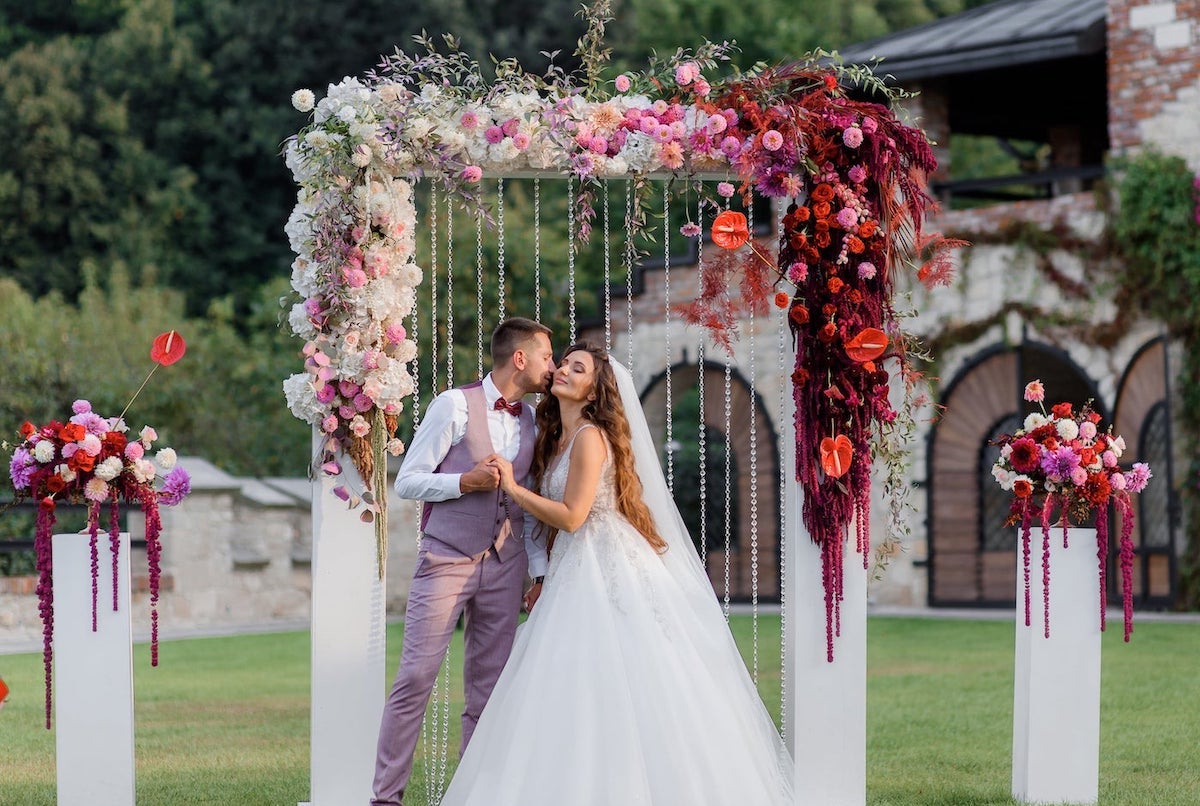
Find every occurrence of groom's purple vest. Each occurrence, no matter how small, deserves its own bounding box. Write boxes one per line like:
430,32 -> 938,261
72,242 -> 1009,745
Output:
420,382 -> 535,562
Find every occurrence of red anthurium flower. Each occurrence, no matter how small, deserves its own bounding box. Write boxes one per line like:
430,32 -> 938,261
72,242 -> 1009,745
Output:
151,331 -> 187,366
711,210 -> 749,250
820,434 -> 853,479
844,328 -> 888,362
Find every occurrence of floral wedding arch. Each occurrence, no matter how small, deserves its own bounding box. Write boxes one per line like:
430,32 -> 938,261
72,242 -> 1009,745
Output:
282,4 -> 955,660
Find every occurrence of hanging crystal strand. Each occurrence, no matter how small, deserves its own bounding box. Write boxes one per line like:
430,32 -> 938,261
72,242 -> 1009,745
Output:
496,177 -> 506,322
429,187 -> 439,391
663,182 -> 674,492
534,178 -> 542,322
445,193 -> 455,388
723,354 -> 733,620
747,200 -> 760,681
567,176 -> 577,343
475,208 -> 486,380
603,181 -> 612,351
776,201 -> 789,741
698,340 -> 707,564
624,180 -> 635,371
696,193 -> 707,570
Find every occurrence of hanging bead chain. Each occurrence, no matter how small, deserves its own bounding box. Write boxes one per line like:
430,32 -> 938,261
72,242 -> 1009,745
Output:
603,181 -> 612,351
663,182 -> 674,492
475,208 -> 485,380
723,353 -> 733,619
437,649 -> 451,795
748,199 -> 760,680
445,193 -> 455,387
496,178 -> 506,322
697,339 -> 707,564
567,176 -> 577,342
776,201 -> 789,740
697,193 -> 707,566
625,180 -> 635,370
534,178 -> 542,322
429,187 -> 439,391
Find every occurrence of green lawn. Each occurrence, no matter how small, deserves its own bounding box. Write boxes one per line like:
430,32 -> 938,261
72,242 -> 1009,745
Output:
1,616 -> 1197,804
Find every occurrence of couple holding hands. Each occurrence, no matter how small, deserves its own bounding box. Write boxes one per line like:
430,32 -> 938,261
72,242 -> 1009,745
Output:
371,318 -> 792,805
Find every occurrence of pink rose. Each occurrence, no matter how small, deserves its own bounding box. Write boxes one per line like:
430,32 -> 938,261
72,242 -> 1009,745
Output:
316,384 -> 337,404
354,393 -> 374,412
338,380 -> 361,398
511,132 -> 530,150
1070,466 -> 1088,486
589,136 -> 608,154
124,442 -> 145,461
322,415 -> 339,434
501,118 -> 520,137
338,405 -> 356,420
462,165 -> 483,182
385,323 -> 407,344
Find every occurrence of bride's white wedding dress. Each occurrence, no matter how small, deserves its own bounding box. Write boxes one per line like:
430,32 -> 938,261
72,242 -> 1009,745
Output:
440,423 -> 794,805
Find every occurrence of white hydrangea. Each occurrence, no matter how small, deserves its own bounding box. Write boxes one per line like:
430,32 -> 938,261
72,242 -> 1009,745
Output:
288,303 -> 318,340
619,131 -> 659,173
283,374 -> 326,426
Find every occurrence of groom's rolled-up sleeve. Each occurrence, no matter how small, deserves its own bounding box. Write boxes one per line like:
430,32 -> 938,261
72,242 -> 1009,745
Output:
393,390 -> 467,502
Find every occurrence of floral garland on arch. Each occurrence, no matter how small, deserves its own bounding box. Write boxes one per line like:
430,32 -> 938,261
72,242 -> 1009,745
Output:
282,3 -> 958,645
991,380 -> 1153,642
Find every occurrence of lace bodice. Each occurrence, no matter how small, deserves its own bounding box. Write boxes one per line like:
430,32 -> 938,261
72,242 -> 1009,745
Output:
543,424 -> 617,515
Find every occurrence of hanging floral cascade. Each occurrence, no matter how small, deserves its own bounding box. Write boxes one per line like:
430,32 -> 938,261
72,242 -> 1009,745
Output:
4,331 -> 192,729
282,2 -> 957,650
991,380 -> 1152,642
690,63 -> 959,661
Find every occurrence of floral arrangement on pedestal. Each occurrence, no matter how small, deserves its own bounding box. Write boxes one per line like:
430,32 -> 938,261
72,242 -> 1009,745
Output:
283,1 -> 956,652
991,380 -> 1152,642
4,331 -> 192,728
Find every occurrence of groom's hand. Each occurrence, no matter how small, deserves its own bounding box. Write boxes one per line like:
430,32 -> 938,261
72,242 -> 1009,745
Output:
460,457 -> 501,493
523,579 -> 543,613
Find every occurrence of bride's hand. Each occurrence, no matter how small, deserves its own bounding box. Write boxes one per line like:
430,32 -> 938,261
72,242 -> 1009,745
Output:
488,456 -> 516,493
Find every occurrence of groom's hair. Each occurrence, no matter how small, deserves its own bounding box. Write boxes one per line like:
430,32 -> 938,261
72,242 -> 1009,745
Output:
492,317 -> 551,366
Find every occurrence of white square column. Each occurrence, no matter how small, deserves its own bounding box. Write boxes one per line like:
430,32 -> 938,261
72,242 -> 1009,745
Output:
53,530 -> 136,805
1012,526 -> 1102,805
307,431 -> 388,805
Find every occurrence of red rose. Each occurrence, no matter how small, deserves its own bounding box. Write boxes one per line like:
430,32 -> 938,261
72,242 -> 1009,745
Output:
59,423 -> 87,442
39,496 -> 57,512
812,201 -> 832,219
67,452 -> 96,473
774,292 -> 791,309
1051,402 -> 1073,419
1013,478 -> 1034,499
45,474 -> 66,494
814,231 -> 832,248
848,289 -> 864,304
788,304 -> 810,326
847,235 -> 864,254
792,367 -> 811,385
858,220 -> 877,238
811,183 -> 835,202
818,323 -> 838,343
822,303 -> 837,316
20,421 -> 36,438
827,277 -> 845,294
102,432 -> 128,456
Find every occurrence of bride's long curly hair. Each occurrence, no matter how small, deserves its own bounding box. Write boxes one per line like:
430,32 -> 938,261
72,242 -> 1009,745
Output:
532,341 -> 666,554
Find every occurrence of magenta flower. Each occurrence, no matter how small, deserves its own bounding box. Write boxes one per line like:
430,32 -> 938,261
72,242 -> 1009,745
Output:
1040,445 -> 1081,482
462,165 -> 483,182
857,261 -> 877,280
717,182 -> 735,198
847,165 -> 867,183
720,136 -> 741,157
484,125 -> 504,144
837,207 -> 859,229
316,384 -> 337,404
787,261 -> 808,283
501,118 -> 520,137
159,467 -> 191,507
843,127 -> 864,148
1126,463 -> 1152,493
72,400 -> 92,414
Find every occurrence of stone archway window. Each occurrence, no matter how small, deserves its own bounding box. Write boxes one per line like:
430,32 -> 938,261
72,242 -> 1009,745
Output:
980,413 -> 1023,552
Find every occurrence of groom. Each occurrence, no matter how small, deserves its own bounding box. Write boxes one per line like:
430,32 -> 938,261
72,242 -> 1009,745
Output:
371,317 -> 555,806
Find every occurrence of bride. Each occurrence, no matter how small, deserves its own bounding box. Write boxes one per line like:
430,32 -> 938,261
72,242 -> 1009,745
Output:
439,341 -> 794,805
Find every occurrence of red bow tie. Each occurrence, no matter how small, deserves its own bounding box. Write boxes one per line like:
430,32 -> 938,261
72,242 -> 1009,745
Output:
494,396 -> 522,417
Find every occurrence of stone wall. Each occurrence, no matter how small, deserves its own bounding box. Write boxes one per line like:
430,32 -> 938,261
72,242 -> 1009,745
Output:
0,457 -> 423,645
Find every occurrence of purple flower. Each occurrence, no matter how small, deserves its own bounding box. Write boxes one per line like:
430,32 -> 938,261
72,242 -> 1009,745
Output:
679,222 -> 702,238
9,447 -> 36,489
1126,462 -> 1152,493
158,467 -> 191,507
1040,445 -> 1080,482
72,400 -> 92,414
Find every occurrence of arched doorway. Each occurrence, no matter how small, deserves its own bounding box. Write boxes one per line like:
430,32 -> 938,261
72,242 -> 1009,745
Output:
640,360 -> 782,602
927,342 -> 1100,606
1113,337 -> 1177,607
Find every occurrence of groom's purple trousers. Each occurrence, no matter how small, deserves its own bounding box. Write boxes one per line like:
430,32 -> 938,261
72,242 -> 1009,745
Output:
370,536 -> 527,805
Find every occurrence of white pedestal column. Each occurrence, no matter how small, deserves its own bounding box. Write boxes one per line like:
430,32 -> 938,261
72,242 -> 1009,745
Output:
307,432 -> 388,806
782,402 -> 867,805
1012,526 -> 1101,805
52,531 -> 136,805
